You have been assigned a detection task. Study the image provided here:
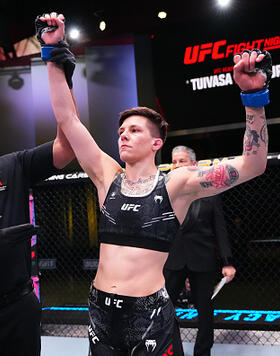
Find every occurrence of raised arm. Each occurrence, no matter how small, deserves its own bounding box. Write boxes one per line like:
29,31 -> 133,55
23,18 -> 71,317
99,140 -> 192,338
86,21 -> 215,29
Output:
35,12 -> 122,204
169,49 -> 270,205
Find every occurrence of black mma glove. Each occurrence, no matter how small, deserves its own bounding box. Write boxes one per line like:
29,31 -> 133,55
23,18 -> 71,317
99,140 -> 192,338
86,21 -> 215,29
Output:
35,15 -> 58,45
242,49 -> 272,93
49,41 -> 76,89
0,223 -> 39,246
35,15 -> 76,89
236,49 -> 272,107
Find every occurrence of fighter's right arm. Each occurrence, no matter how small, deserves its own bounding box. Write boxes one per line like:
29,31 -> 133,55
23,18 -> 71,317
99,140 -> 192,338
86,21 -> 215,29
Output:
37,12 -> 122,201
47,61 -> 122,195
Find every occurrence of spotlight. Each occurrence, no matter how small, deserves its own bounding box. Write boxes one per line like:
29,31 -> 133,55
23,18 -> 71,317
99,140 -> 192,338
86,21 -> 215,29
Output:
69,28 -> 80,40
217,0 -> 231,7
99,20 -> 106,31
158,11 -> 167,19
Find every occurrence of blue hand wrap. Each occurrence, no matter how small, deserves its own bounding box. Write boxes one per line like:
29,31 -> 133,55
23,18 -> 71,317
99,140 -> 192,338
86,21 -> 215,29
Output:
41,46 -> 55,61
240,89 -> 270,108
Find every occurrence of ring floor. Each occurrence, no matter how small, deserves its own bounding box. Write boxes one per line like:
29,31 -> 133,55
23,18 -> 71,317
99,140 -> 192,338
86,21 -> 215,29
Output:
41,336 -> 280,356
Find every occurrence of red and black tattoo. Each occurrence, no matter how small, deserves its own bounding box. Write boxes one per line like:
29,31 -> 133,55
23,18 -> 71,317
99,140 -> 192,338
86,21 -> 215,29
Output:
199,164 -> 239,189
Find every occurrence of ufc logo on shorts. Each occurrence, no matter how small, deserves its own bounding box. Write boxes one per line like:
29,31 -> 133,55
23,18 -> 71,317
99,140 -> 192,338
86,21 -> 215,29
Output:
88,325 -> 100,345
105,297 -> 124,308
162,345 -> 173,356
121,203 -> 141,212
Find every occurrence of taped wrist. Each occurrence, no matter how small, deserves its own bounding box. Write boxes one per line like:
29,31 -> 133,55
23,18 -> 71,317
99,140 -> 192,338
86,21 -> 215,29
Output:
41,41 -> 76,89
240,89 -> 270,107
41,46 -> 56,60
239,49 -> 272,107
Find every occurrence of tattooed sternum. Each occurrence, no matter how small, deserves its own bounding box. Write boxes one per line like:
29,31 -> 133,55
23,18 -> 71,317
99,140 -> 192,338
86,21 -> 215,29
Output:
121,174 -> 156,196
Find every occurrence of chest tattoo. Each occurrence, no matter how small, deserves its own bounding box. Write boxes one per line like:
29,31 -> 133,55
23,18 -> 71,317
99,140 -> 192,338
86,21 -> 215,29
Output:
121,175 -> 156,196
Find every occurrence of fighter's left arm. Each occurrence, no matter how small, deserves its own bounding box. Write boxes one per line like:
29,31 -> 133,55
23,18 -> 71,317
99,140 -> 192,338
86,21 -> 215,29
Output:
170,49 -> 271,202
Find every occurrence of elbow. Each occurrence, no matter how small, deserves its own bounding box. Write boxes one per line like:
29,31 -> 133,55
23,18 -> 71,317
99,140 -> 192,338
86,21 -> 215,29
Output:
253,160 -> 267,177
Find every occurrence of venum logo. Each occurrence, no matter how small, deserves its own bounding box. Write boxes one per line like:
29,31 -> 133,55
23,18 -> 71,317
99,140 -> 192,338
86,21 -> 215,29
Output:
121,203 -> 141,212
145,339 -> 157,352
154,195 -> 163,204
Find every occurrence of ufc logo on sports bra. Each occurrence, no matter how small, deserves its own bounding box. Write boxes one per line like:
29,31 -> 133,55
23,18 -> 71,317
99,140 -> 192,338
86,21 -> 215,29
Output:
121,203 -> 141,212
105,297 -> 124,308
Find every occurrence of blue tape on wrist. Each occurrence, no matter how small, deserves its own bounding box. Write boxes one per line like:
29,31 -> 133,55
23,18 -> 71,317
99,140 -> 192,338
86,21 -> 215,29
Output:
240,89 -> 270,107
41,46 -> 55,61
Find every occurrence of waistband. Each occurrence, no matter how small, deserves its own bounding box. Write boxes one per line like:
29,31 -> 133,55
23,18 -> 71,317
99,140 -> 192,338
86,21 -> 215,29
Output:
89,285 -> 170,312
0,280 -> 34,308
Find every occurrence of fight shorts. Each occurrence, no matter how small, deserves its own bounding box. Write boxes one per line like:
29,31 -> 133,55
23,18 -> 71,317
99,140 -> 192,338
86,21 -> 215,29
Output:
88,284 -> 184,355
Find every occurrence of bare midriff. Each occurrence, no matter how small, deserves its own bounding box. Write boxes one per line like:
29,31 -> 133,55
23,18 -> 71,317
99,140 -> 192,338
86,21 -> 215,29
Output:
93,243 -> 168,297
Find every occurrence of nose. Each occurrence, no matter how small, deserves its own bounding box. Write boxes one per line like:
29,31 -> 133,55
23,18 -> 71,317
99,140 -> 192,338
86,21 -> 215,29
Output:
120,130 -> 128,141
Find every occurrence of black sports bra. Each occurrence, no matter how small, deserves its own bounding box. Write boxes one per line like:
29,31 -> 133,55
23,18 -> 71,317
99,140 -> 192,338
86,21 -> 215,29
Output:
98,171 -> 180,252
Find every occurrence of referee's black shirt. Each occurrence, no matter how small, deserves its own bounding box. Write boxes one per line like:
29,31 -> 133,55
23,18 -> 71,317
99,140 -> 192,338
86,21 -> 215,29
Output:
0,142 -> 58,294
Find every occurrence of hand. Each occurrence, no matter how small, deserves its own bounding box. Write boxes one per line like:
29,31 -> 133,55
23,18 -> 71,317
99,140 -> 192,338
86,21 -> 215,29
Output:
233,49 -> 270,92
222,265 -> 236,283
35,12 -> 65,45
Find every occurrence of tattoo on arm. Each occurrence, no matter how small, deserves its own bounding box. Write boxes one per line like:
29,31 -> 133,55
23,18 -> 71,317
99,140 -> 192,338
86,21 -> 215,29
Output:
199,164 -> 239,189
246,114 -> 254,125
243,126 -> 260,155
260,124 -> 268,145
243,112 -> 268,156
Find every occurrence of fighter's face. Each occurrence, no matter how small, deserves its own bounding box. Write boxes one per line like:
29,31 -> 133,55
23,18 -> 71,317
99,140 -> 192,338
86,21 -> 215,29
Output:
118,116 -> 161,163
172,151 -> 194,169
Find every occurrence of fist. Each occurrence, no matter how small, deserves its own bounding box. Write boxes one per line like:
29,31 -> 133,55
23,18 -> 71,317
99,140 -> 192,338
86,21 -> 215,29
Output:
233,49 -> 266,92
36,12 -> 65,45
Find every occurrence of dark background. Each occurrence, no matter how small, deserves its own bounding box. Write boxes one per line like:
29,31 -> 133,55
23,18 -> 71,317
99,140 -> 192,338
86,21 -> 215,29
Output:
0,0 -> 279,162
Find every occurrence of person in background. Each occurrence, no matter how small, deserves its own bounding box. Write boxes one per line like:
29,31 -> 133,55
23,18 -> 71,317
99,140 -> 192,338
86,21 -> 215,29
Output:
164,145 -> 236,356
0,128 -> 75,356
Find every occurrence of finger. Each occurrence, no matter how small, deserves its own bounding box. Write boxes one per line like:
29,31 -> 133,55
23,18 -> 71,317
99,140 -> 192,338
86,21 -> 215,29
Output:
256,53 -> 265,62
241,51 -> 250,72
58,13 -> 65,22
50,13 -> 58,27
44,14 -> 53,27
249,50 -> 258,71
233,53 -> 241,65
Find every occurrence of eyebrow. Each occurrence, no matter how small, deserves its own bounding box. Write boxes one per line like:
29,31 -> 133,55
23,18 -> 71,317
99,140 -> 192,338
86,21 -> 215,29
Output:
118,124 -> 141,133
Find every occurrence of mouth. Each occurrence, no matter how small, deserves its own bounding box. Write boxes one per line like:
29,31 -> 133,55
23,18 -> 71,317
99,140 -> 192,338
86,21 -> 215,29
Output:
120,145 -> 130,150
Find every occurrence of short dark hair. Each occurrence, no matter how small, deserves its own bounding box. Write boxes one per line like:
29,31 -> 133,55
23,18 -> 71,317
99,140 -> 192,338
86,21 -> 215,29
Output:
118,106 -> 168,142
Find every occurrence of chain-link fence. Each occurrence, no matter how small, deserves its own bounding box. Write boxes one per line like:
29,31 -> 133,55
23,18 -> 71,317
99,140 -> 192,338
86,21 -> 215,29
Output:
179,155 -> 280,345
33,177 -> 99,337
32,155 -> 280,344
